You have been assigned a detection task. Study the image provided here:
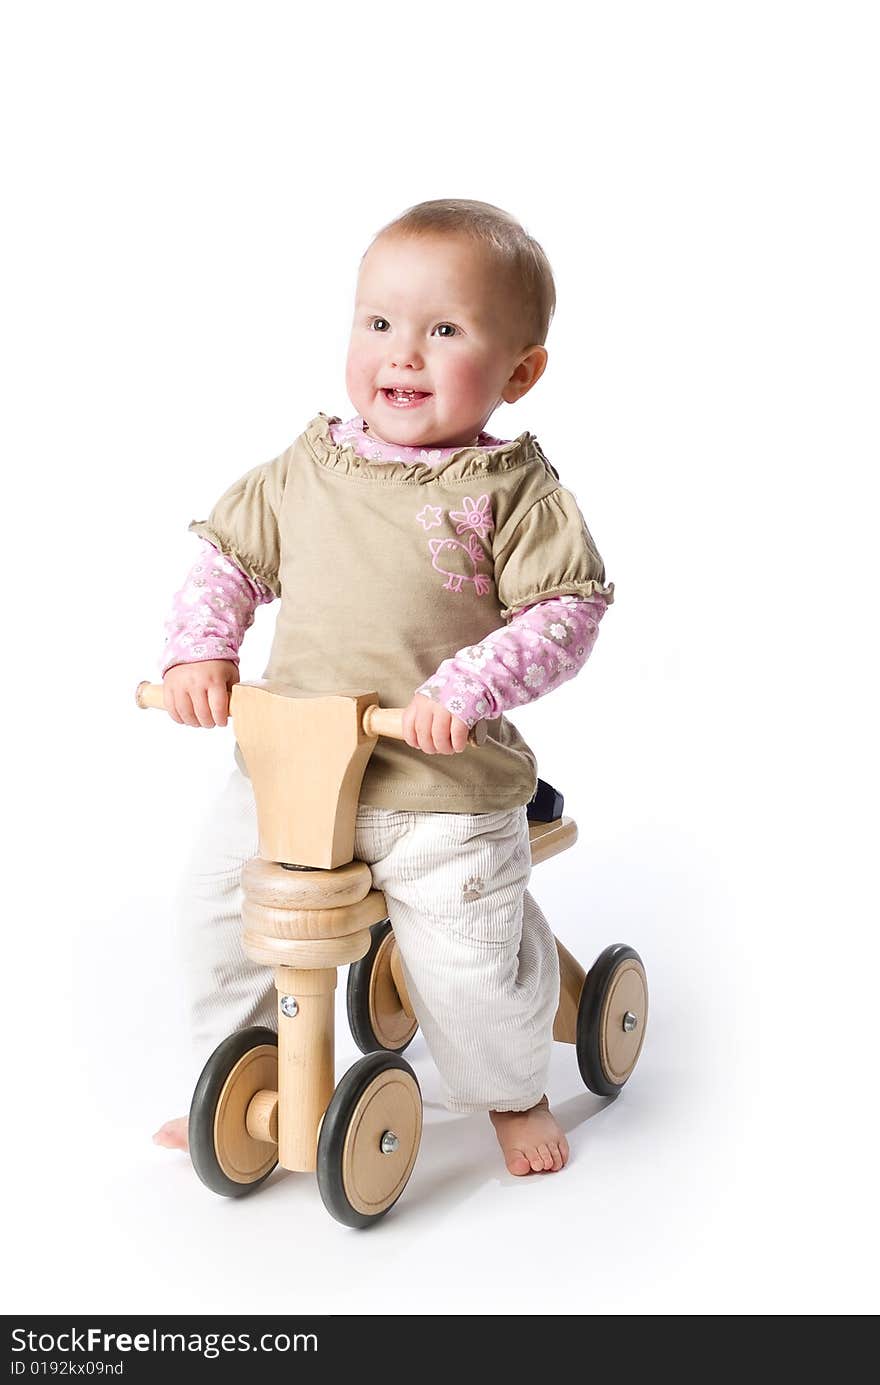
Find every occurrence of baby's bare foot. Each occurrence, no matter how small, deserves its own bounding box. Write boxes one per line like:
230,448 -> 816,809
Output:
489,1096 -> 569,1175
152,1116 -> 189,1152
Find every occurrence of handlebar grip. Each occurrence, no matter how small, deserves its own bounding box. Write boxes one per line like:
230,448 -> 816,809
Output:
135,681 -> 166,710
362,703 -> 487,747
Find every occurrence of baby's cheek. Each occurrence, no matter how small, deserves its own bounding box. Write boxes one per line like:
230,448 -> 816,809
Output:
442,356 -> 494,408
345,341 -> 383,401
345,352 -> 369,398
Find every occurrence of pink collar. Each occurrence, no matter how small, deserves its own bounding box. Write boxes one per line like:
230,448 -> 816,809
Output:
329,415 -> 507,463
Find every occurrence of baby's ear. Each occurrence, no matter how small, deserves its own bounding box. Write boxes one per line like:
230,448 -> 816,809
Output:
503,346 -> 548,403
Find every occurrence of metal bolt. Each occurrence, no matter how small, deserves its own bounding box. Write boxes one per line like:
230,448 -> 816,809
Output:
380,1131 -> 400,1154
622,1011 -> 638,1033
280,996 -> 299,1018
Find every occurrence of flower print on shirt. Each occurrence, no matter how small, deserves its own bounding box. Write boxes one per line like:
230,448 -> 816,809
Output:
523,663 -> 548,689
449,494 -> 494,542
455,642 -> 494,670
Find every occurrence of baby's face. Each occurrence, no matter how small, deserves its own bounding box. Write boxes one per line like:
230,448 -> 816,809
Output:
346,233 -> 540,449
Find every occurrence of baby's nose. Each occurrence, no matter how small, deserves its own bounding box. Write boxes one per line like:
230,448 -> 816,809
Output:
388,336 -> 424,370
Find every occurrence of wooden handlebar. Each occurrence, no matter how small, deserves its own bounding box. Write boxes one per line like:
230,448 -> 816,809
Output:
360,703 -> 487,747
135,681 -> 167,710
135,682 -> 487,747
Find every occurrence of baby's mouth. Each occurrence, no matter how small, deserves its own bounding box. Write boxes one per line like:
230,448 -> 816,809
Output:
382,387 -> 432,407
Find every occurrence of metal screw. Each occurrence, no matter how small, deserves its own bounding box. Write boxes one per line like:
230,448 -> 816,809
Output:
623,1011 -> 638,1033
280,996 -> 299,1018
380,1131 -> 399,1154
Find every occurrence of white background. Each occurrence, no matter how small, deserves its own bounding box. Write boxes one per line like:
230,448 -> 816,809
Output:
2,1 -> 877,1315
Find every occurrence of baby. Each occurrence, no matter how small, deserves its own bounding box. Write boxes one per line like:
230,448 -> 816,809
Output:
153,198 -> 614,1176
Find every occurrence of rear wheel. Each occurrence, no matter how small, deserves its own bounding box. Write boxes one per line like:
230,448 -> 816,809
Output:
576,945 -> 648,1096
347,920 -> 418,1055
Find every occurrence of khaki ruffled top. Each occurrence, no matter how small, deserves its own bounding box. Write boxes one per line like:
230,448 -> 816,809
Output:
189,413 -> 613,812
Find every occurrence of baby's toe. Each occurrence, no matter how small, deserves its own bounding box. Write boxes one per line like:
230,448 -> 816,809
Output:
537,1142 -> 555,1171
559,1134 -> 570,1166
548,1142 -> 564,1172
506,1148 -> 532,1177
152,1117 -> 189,1152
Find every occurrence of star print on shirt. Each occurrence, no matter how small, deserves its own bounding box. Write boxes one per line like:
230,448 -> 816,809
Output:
416,504 -> 444,531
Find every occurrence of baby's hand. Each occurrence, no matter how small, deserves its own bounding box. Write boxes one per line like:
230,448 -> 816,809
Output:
402,693 -> 469,755
163,660 -> 239,728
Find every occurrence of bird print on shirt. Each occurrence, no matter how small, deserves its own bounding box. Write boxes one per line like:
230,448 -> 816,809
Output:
419,496 -> 495,597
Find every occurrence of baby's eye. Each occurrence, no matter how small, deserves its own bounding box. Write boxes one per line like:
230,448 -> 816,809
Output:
433,323 -> 457,337
369,317 -> 390,332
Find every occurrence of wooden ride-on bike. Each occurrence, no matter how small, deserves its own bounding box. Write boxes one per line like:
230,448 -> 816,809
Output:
136,680 -> 648,1228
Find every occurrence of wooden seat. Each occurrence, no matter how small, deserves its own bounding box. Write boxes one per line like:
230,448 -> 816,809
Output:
529,815 -> 577,865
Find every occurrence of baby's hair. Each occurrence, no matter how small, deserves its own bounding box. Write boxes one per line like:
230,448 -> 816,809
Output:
365,198 -> 556,352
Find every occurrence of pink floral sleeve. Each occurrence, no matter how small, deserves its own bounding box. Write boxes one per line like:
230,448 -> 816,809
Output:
159,541 -> 275,675
160,543 -> 606,727
414,594 -> 607,727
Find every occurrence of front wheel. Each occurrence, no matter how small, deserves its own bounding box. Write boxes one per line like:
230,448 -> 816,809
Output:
189,1026 -> 279,1197
576,945 -> 648,1097
317,1052 -> 422,1228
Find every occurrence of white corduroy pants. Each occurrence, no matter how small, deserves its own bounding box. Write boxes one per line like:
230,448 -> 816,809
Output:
177,766 -> 560,1113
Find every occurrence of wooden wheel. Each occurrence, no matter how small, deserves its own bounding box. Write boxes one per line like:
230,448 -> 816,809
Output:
189,1027 -> 279,1197
317,1052 -> 422,1228
576,945 -> 648,1096
346,920 -> 418,1055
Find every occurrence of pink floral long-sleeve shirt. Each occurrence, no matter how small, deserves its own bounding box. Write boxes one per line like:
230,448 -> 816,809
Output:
160,417 -> 607,727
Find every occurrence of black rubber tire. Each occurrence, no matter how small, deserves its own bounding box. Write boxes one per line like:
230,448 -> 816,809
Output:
576,944 -> 647,1097
189,1025 -> 279,1197
346,919 -> 417,1055
317,1051 -> 421,1229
